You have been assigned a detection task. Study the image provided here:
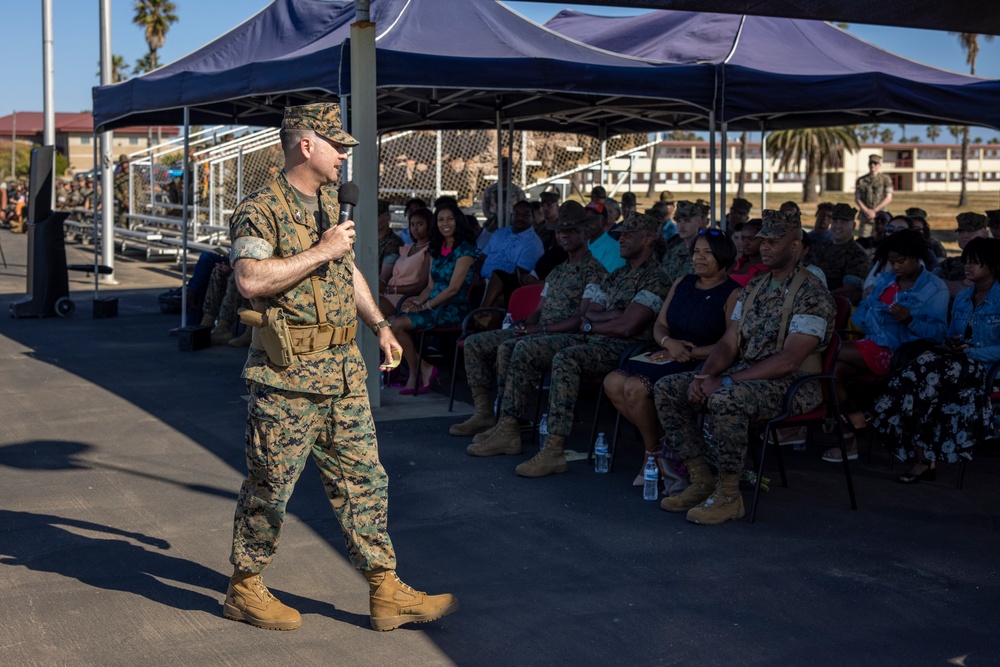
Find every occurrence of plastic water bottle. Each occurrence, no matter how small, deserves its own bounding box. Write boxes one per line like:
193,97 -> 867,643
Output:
594,433 -> 609,473
643,455 -> 659,500
502,313 -> 514,330
538,413 -> 548,449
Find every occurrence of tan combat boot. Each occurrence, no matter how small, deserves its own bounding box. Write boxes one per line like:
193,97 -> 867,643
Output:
686,473 -> 746,525
211,319 -> 234,344
466,416 -> 522,456
472,423 -> 498,444
515,434 -> 569,477
228,327 -> 253,347
199,312 -> 215,327
449,386 -> 496,436
223,571 -> 301,631
366,568 -> 459,631
660,456 -> 717,513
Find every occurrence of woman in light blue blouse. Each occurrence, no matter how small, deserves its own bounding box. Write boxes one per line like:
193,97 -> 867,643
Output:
871,237 -> 1000,483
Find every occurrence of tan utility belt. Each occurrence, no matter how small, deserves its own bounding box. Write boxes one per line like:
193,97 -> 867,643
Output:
239,308 -> 356,366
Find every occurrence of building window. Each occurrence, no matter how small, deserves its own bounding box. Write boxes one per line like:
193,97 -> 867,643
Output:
80,136 -> 91,145
129,137 -> 139,145
984,149 -> 1000,159
916,148 -> 946,159
694,148 -> 711,159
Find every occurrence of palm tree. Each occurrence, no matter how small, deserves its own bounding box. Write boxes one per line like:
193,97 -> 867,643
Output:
96,55 -> 130,83
132,0 -> 178,72
879,129 -> 894,144
647,133 -> 660,198
951,32 -> 994,205
926,125 -> 941,143
767,126 -> 859,202
736,131 -> 748,198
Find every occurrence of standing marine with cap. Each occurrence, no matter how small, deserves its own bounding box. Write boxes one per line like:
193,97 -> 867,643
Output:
854,154 -> 893,238
224,103 -> 457,632
654,210 -> 835,524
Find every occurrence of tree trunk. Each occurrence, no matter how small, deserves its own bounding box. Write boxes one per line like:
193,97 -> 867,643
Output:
803,151 -> 820,203
959,127 -> 969,207
646,134 -> 659,198
736,131 -> 747,198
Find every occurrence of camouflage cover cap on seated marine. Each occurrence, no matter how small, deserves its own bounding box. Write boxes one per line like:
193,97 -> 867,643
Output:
756,209 -> 803,238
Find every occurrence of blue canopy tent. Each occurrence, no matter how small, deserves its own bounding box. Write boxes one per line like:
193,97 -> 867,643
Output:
544,9 -> 1000,131
93,0 -> 715,136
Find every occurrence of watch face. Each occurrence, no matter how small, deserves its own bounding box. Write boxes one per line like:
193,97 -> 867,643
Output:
583,323 -> 592,333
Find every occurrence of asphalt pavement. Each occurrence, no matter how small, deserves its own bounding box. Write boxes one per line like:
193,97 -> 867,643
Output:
1,227 -> 998,667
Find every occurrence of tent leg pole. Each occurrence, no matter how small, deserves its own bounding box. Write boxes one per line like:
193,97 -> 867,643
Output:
521,131 -> 527,187
352,7 -> 381,406
760,121 -> 767,211
496,106 -> 504,229
435,130 -> 442,201
508,119 -> 515,220
340,96 -> 352,182
178,107 -> 190,328
720,122 -> 728,231
708,111 -> 716,226
599,124 -> 607,194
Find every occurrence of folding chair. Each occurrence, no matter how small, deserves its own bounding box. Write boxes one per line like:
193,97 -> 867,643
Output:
447,283 -> 544,411
748,332 -> 857,522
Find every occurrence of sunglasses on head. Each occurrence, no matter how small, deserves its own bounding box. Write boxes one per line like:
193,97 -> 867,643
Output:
885,224 -> 905,234
698,229 -> 724,236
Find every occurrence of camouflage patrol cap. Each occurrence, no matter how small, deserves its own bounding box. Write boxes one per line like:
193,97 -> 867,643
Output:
539,190 -> 560,204
905,207 -> 928,221
119,154 -> 129,164
609,212 -> 661,239
986,209 -> 1000,226
956,212 -> 987,231
757,209 -> 803,239
831,203 -> 857,221
659,190 -> 675,203
730,197 -> 752,214
282,103 -> 358,147
675,200 -> 710,220
547,200 -> 588,230
869,154 -> 882,164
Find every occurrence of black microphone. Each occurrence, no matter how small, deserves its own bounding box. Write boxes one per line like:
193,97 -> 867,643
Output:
338,181 -> 360,224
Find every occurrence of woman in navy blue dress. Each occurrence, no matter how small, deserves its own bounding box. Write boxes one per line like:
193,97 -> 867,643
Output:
603,229 -> 740,483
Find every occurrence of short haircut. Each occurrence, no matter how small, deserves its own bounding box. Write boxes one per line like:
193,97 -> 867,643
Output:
279,128 -> 312,153
405,197 -> 427,211
696,228 -> 738,271
878,228 -> 927,261
780,201 -> 801,214
817,202 -> 834,213
961,237 -> 1000,277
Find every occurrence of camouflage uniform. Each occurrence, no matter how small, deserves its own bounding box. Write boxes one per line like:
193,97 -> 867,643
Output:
500,255 -> 671,438
201,266 -> 245,325
229,152 -> 395,576
933,257 -> 965,282
661,235 -> 693,284
463,252 -> 606,391
378,230 -> 403,273
855,171 -> 893,232
809,239 -> 871,293
655,264 -> 835,474
114,168 -> 129,224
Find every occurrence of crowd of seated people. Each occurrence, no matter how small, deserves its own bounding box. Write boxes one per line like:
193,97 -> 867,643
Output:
439,191 -> 998,526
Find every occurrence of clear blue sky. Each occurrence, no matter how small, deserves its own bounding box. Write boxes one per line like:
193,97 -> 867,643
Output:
6,1 -> 1000,142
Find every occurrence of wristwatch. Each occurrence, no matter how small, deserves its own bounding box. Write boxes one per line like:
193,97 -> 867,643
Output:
371,319 -> 391,336
721,375 -> 735,387
582,321 -> 593,334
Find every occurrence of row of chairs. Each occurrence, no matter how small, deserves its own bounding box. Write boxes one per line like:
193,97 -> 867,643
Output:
415,284 -> 997,522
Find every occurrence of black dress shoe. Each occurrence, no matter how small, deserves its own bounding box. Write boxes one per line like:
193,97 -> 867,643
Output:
897,465 -> 936,484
